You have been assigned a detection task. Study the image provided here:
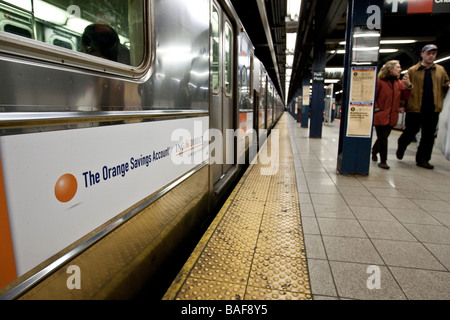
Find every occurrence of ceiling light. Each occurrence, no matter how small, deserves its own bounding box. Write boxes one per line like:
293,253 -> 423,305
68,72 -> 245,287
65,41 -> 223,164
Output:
341,39 -> 417,46
436,55 -> 450,64
286,55 -> 294,66
380,40 -> 417,44
4,0 -> 32,11
35,1 -> 69,25
287,0 -> 302,20
353,47 -> 379,51
325,68 -> 344,72
286,33 -> 297,53
332,49 -> 398,54
66,16 -> 92,34
379,49 -> 399,53
5,0 -> 67,25
353,33 -> 380,38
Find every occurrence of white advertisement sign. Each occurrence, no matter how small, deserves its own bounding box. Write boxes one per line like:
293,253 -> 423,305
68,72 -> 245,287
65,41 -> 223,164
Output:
0,117 -> 208,276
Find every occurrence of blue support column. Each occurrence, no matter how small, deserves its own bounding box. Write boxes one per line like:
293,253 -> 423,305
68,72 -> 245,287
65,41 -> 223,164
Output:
310,45 -> 326,138
337,0 -> 383,175
289,90 -> 301,122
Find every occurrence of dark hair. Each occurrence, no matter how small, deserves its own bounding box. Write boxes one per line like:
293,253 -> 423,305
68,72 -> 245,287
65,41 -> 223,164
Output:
81,24 -> 119,62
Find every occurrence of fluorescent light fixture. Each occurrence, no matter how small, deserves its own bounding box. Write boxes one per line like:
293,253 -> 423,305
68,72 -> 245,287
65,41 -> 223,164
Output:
325,79 -> 340,83
436,55 -> 450,64
332,49 -> 397,54
34,0 -> 68,25
326,67 -> 344,73
328,50 -> 347,54
66,16 -> 92,34
380,40 -> 417,44
287,0 -> 302,20
341,39 -> 417,45
353,47 -> 379,51
4,0 -> 32,11
286,54 -> 294,66
379,49 -> 399,53
5,0 -> 67,25
354,33 -> 380,38
286,33 -> 297,53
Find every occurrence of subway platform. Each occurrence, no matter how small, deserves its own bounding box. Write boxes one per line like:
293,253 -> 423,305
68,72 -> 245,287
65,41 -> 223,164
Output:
163,112 -> 450,300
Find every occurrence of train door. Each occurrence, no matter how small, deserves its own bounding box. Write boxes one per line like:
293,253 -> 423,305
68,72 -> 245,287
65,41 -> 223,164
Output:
211,1 -> 235,186
263,75 -> 268,130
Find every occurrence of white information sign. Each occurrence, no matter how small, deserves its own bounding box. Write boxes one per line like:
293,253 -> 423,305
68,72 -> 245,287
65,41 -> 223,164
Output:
347,66 -> 377,137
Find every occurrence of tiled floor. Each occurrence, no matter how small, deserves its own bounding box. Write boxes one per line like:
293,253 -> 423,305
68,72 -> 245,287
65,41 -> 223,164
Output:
287,113 -> 450,300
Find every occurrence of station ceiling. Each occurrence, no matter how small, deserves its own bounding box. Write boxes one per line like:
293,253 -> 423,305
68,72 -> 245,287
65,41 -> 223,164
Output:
230,0 -> 450,103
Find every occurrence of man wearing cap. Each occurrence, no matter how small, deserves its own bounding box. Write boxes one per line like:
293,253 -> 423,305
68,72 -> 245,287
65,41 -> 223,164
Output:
396,44 -> 450,169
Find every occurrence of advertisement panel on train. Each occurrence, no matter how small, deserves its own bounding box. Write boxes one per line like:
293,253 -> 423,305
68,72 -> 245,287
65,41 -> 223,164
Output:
0,117 -> 208,278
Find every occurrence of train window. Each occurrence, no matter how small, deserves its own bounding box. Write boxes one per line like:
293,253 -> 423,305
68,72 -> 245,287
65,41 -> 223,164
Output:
224,22 -> 232,96
3,23 -> 32,38
212,6 -> 220,93
250,54 -> 254,100
53,37 -> 73,50
0,0 -> 145,67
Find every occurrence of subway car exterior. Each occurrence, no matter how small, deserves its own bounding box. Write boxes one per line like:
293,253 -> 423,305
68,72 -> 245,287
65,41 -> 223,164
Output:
0,0 -> 284,299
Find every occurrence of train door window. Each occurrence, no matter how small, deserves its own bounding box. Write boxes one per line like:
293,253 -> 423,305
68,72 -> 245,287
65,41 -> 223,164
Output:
224,22 -> 233,96
0,4 -> 33,38
249,54 -> 254,100
53,37 -> 72,50
0,0 -> 145,67
3,22 -> 32,38
212,6 -> 220,93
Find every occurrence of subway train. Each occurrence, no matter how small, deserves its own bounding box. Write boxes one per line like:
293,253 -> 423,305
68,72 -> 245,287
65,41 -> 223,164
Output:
0,0 -> 284,299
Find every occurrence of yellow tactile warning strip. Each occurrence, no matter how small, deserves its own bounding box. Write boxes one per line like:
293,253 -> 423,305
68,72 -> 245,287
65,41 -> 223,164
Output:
163,114 -> 312,300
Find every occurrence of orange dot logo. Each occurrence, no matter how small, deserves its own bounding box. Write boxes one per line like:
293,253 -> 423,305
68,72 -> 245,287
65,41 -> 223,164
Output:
55,174 -> 78,203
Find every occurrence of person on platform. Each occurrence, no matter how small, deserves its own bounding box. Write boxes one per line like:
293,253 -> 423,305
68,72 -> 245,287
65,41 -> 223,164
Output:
372,60 -> 412,169
396,44 -> 450,169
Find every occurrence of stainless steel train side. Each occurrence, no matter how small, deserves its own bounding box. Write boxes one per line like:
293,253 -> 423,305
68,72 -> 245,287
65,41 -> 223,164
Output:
0,0 -> 283,299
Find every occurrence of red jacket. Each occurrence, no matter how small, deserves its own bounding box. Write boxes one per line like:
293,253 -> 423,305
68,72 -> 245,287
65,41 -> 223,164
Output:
373,77 -> 411,127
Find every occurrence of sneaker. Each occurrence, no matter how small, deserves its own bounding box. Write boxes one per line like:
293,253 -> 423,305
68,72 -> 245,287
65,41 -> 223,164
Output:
417,161 -> 434,169
378,162 -> 390,169
396,148 -> 405,160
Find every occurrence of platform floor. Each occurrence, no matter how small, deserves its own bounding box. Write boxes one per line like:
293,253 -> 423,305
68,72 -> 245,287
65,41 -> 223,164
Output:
164,112 -> 450,300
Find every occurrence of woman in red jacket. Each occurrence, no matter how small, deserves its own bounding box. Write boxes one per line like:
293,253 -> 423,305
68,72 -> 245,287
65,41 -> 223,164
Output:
372,60 -> 413,169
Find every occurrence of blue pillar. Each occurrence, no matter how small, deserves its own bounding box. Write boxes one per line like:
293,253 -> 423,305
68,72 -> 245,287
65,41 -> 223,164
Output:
310,45 -> 326,138
337,0 -> 383,175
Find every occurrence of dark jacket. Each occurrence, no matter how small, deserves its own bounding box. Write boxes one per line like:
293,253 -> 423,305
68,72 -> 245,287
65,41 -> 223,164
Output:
374,77 -> 412,127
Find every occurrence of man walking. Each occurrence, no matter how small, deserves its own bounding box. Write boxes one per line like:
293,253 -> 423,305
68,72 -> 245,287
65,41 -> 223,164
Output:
397,44 -> 450,169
